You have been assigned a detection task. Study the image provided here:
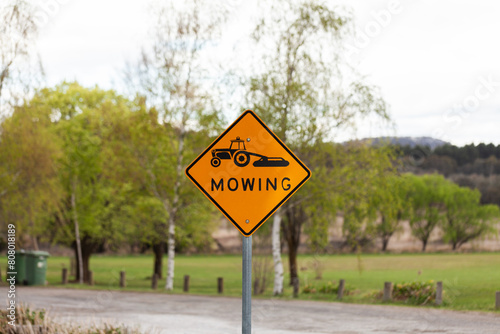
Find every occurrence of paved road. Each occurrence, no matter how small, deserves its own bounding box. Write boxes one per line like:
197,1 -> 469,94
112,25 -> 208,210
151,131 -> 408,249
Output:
2,287 -> 499,333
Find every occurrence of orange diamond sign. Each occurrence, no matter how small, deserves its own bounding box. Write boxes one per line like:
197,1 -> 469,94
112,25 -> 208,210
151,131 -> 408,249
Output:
185,110 -> 311,236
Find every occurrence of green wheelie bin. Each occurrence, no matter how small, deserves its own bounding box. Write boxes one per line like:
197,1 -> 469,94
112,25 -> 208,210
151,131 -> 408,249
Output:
25,251 -> 50,285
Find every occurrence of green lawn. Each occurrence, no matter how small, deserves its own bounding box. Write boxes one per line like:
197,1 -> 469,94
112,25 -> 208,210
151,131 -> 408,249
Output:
5,252 -> 500,312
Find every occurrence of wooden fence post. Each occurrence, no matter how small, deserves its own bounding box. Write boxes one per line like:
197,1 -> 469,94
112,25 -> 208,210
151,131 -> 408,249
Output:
337,279 -> 345,300
183,275 -> 190,292
383,282 -> 393,302
152,274 -> 158,290
292,277 -> 299,298
88,271 -> 94,286
120,271 -> 126,288
62,268 -> 68,285
218,277 -> 223,294
435,281 -> 443,305
496,291 -> 500,310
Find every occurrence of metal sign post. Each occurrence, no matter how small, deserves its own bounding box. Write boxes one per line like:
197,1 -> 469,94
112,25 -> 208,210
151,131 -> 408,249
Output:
242,236 -> 252,334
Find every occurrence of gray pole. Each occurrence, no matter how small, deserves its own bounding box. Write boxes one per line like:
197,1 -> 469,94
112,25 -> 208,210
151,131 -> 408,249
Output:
242,235 -> 252,334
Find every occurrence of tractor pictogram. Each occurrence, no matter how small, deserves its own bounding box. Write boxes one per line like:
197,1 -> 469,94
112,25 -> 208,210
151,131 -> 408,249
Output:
210,137 -> 289,168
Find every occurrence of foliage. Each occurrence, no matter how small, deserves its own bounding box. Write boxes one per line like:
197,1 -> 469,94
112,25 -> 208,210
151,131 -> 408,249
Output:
248,0 -> 389,146
452,174 -> 500,207
375,174 -> 412,251
402,173 -> 499,251
337,143 -> 398,251
0,79 -> 220,283
442,183 -> 499,250
0,82 -> 175,280
105,95 -> 218,256
0,304 -> 141,333
302,280 -> 353,296
398,142 -> 500,206
407,174 -> 448,251
0,0 -> 41,112
392,281 -> 436,305
0,103 -> 63,243
399,142 -> 500,168
30,83 -> 136,247
434,143 -> 500,166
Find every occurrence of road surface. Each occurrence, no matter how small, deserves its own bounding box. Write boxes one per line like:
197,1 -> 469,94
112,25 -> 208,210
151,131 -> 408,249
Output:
2,287 -> 499,333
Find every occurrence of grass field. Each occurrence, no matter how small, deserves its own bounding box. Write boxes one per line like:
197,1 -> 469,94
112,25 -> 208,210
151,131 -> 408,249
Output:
4,252 -> 500,312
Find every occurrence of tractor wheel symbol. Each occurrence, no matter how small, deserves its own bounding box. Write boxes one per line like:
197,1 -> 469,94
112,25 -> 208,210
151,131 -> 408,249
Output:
234,151 -> 250,167
211,157 -> 221,167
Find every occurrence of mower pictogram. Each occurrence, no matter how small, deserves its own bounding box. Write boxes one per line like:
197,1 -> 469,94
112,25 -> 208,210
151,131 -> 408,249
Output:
210,137 -> 289,168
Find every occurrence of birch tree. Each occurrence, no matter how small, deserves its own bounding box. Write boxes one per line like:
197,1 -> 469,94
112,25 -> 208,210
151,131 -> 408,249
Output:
247,0 -> 389,294
126,0 -> 226,290
0,0 -> 40,114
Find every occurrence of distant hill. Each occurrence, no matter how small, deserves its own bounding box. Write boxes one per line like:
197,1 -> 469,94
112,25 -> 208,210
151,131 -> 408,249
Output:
361,137 -> 450,150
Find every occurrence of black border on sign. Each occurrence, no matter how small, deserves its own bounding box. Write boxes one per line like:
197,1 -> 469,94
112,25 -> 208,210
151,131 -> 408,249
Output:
185,110 -> 311,236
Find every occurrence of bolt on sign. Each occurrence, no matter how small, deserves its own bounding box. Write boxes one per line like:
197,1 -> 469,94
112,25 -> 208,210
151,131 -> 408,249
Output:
186,110 -> 311,236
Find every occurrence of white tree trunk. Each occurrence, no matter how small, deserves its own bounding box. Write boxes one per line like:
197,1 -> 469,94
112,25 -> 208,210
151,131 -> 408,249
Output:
272,207 -> 284,295
165,213 -> 175,290
165,131 -> 184,290
71,177 -> 84,284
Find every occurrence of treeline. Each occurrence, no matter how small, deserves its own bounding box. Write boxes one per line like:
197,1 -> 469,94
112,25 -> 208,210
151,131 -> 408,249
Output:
0,83 -> 219,284
399,143 -> 500,206
435,143 -> 500,165
379,174 -> 498,252
0,82 -> 399,285
2,84 -> 499,290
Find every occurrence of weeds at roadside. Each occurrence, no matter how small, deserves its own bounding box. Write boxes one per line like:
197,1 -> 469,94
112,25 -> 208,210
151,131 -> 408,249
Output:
0,304 -> 143,334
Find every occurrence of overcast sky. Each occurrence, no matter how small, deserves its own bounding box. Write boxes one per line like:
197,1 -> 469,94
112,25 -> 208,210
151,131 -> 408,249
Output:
34,0 -> 500,146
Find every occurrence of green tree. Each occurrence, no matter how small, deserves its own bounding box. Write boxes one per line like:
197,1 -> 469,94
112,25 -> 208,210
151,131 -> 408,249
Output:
247,0 -> 390,291
27,82 -> 135,283
442,184 -> 499,250
0,103 -> 62,248
338,144 -> 396,251
376,174 -> 412,251
408,174 -> 448,252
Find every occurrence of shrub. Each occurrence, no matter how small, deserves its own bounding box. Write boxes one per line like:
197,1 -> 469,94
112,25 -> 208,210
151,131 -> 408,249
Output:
302,280 -> 353,296
392,280 -> 437,305
302,283 -> 317,294
0,304 -> 142,334
318,281 -> 338,294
